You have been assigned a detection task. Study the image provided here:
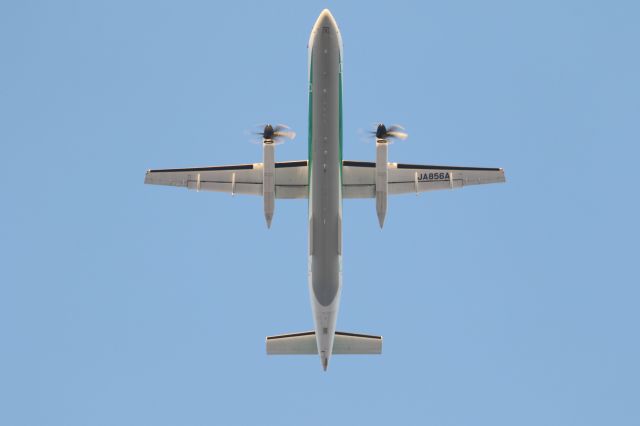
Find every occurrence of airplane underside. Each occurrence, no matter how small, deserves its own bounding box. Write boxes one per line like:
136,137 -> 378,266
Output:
307,9 -> 344,370
143,9 -> 505,371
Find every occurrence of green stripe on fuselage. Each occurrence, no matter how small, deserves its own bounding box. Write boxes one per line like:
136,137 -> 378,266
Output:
338,55 -> 343,184
307,51 -> 343,192
307,54 -> 313,188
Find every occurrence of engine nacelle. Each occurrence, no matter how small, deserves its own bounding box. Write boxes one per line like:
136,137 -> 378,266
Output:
263,141 -> 275,228
375,140 -> 388,228
256,124 -> 296,228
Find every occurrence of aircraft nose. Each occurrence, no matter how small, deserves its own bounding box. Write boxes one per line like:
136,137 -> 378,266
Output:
315,9 -> 337,30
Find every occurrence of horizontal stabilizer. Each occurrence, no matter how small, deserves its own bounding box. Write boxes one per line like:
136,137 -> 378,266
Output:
266,331 -> 382,355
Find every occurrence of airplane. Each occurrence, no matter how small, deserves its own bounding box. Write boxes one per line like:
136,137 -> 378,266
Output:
144,9 -> 506,371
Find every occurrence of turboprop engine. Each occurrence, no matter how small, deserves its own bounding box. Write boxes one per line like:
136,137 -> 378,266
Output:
371,124 -> 408,228
256,124 -> 296,228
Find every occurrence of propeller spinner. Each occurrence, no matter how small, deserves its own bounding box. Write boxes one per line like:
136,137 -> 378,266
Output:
258,124 -> 296,144
373,123 -> 408,142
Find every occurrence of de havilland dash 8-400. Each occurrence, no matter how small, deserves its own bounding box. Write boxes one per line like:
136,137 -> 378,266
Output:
144,9 -> 506,371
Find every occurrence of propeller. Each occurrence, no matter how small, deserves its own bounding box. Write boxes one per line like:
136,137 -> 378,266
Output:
253,124 -> 296,145
370,123 -> 408,142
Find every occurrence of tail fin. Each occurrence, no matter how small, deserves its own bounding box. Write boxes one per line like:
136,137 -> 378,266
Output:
266,331 -> 382,355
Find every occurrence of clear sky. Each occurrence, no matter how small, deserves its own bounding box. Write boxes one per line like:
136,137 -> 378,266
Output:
1,1 -> 639,425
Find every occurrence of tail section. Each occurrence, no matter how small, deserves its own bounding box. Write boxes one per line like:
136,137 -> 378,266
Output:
266,331 -> 382,355
266,331 -> 318,355
333,331 -> 382,354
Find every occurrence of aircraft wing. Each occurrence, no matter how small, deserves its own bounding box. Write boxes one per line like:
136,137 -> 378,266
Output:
342,161 -> 505,198
144,160 -> 308,199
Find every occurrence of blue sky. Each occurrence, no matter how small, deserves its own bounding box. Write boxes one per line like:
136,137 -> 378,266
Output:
1,1 -> 639,425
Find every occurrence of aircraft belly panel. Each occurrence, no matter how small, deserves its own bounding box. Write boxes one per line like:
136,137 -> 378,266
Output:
310,20 -> 341,308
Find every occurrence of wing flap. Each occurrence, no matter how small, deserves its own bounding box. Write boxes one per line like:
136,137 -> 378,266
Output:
185,180 -> 263,195
343,185 -> 375,199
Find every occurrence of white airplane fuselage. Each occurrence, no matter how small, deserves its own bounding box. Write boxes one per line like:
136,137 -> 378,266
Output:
307,10 -> 343,370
